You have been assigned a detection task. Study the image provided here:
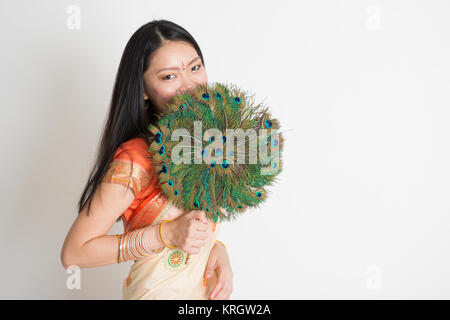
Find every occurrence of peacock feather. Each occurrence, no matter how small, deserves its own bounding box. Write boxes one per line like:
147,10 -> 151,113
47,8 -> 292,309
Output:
147,82 -> 284,223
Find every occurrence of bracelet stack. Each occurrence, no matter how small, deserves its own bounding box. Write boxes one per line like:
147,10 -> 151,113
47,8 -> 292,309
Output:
115,227 -> 227,264
115,234 -> 122,263
115,226 -> 156,263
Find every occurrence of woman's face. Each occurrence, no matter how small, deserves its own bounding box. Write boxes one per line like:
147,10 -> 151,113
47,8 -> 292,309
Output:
143,40 -> 208,113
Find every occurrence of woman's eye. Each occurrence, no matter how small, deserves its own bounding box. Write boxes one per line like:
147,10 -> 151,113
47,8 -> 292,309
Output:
162,65 -> 201,80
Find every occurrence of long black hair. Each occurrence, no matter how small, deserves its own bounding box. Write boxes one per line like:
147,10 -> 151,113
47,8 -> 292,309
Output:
77,20 -> 206,222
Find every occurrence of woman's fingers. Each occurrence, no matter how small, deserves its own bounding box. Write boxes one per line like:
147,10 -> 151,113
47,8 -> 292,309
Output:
210,280 -> 223,300
210,270 -> 233,300
214,285 -> 228,300
214,278 -> 233,300
214,283 -> 232,300
194,220 -> 210,232
189,238 -> 207,248
211,266 -> 233,300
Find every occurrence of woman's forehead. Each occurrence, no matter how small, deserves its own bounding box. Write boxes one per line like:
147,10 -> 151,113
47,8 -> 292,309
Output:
150,41 -> 197,68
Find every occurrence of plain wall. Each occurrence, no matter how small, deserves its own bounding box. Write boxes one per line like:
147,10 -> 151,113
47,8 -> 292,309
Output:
1,0 -> 449,299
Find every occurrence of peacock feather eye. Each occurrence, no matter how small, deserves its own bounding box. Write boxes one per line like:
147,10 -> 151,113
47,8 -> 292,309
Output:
272,138 -> 279,147
202,92 -> 210,100
205,207 -> 210,212
155,132 -> 163,145
214,148 -> 223,156
237,204 -> 243,209
168,179 -> 174,187
216,211 -> 221,216
221,160 -> 230,169
161,163 -> 168,174
201,149 -> 207,157
174,189 -> 179,196
222,136 -> 227,143
210,161 -> 216,168
234,97 -> 241,104
265,119 -> 273,129
193,200 -> 199,208
215,92 -> 222,99
179,103 -> 187,111
159,145 -> 166,155
208,136 -> 215,143
256,191 -> 262,198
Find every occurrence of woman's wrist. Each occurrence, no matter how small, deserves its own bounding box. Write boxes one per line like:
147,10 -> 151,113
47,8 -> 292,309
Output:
159,220 -> 176,248
117,225 -> 163,263
143,225 -> 165,253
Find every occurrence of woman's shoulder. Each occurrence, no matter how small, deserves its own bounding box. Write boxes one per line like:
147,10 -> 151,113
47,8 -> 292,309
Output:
116,136 -> 149,154
119,136 -> 149,150
114,137 -> 153,170
103,137 -> 156,196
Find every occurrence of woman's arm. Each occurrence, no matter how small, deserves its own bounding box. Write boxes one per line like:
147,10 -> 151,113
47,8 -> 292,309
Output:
60,183 -> 169,269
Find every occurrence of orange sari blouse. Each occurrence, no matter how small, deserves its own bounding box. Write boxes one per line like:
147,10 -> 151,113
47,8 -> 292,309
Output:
101,137 -> 169,233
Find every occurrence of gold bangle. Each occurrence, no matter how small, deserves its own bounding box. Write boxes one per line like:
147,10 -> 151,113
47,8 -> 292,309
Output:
215,240 -> 226,250
159,220 -> 176,249
115,234 -> 122,264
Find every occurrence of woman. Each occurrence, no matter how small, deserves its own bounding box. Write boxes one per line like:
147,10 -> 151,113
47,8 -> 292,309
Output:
60,20 -> 233,300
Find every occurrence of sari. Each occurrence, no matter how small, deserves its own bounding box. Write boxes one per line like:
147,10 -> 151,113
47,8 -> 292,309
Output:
102,137 -> 221,299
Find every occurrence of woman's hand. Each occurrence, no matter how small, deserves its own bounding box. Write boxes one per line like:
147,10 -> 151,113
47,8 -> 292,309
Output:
162,210 -> 212,255
204,241 -> 233,300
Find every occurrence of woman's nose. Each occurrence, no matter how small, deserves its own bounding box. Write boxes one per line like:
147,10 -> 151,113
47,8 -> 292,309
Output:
178,83 -> 196,95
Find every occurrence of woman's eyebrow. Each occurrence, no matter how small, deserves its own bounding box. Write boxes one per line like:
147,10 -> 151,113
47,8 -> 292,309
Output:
156,56 -> 200,73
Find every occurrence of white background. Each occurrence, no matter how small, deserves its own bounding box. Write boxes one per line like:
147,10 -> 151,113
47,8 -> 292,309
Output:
1,0 -> 449,299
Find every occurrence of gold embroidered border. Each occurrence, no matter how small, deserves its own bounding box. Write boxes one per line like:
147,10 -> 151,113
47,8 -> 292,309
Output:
102,158 -> 150,195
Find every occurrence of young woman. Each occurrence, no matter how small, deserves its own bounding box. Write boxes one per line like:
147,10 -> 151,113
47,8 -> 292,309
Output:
60,20 -> 233,300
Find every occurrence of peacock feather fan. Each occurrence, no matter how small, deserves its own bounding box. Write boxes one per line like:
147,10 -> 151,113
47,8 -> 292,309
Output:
147,82 -> 284,223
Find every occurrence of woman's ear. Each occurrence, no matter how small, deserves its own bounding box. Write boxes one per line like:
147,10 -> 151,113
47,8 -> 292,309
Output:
144,99 -> 151,110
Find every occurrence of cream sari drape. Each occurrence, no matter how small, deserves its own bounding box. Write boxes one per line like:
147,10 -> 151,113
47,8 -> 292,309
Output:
122,204 -> 221,300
